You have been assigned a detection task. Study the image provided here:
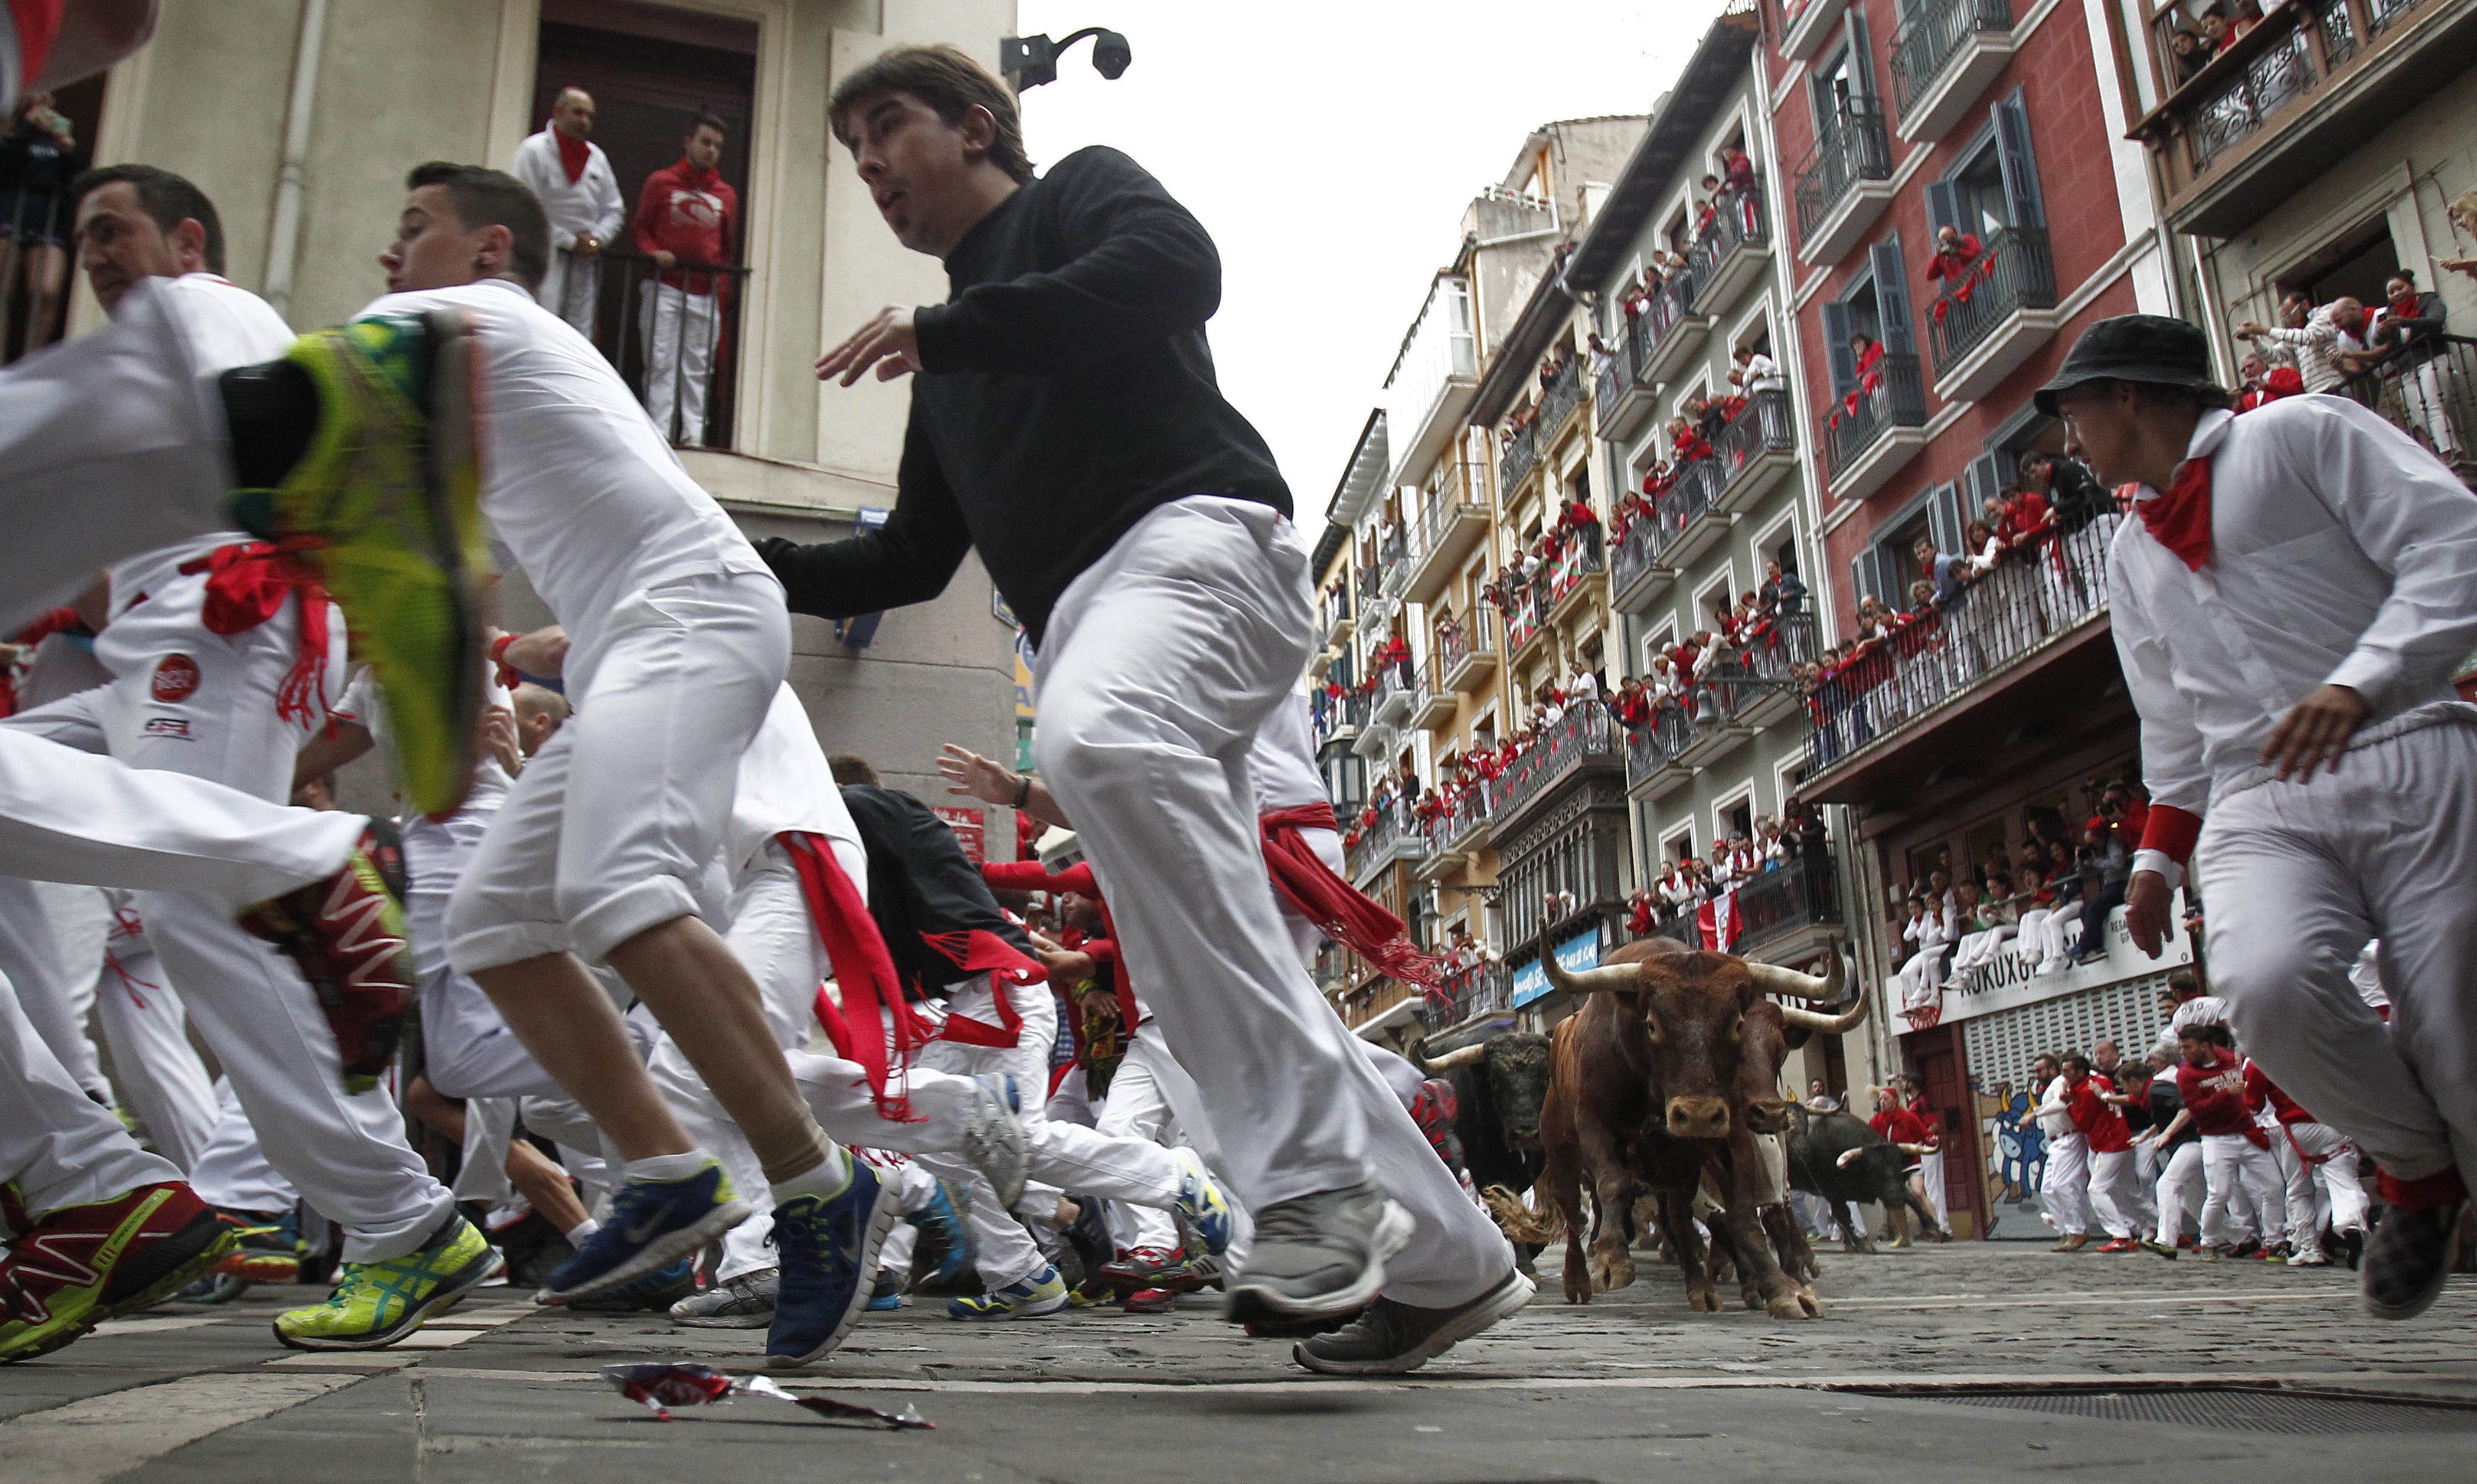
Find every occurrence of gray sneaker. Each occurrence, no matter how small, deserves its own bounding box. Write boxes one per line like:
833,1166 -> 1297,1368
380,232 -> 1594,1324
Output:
668,1267 -> 777,1328
1293,1266 -> 1535,1375
2362,1201 -> 2466,1321
1223,1182 -> 1413,1326
963,1076 -> 1030,1209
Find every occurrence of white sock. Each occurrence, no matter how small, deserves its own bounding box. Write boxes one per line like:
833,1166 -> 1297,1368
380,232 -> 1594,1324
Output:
623,1151 -> 710,1184
769,1145 -> 854,1204
566,1217 -> 600,1245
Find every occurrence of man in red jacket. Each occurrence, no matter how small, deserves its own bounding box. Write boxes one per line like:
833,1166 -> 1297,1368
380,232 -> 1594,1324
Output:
631,112 -> 738,444
2062,1053 -> 2152,1251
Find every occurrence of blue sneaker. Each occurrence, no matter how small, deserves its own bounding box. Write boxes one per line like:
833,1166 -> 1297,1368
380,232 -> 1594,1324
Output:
1171,1148 -> 1234,1256
538,1160 -> 747,1304
906,1178 -> 975,1291
864,1270 -> 904,1311
947,1263 -> 1068,1320
964,1077 -> 1030,1208
565,1258 -> 695,1313
764,1161 -> 898,1366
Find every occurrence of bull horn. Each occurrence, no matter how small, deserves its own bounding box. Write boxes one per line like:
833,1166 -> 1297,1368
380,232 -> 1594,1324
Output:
1423,1044 -> 1488,1072
1537,933 -> 1639,997
1746,946 -> 1846,1002
1776,973 -> 1869,1035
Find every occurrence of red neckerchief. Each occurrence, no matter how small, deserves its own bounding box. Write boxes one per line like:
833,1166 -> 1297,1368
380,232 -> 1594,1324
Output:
2140,453 -> 2214,571
780,831 -> 929,1122
555,129 -> 590,185
1259,803 -> 1443,992
178,542 -> 334,731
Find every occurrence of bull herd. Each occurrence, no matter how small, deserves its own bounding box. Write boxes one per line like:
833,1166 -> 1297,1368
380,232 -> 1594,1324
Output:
1410,936 -> 1945,1322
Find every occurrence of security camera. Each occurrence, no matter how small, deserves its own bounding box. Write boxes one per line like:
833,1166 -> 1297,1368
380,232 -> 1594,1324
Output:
1090,30 -> 1132,79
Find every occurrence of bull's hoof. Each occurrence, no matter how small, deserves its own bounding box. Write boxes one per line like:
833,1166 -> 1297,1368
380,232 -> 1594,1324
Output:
1562,1261 -> 1592,1305
1739,1283 -> 1763,1312
1589,1249 -> 1637,1293
1766,1292 -> 1817,1320
1798,1284 -> 1826,1318
1842,1238 -> 1875,1255
1685,1284 -> 1722,1313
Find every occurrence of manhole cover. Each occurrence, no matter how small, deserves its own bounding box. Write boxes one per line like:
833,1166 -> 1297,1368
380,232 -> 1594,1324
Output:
1933,1390 -> 2477,1434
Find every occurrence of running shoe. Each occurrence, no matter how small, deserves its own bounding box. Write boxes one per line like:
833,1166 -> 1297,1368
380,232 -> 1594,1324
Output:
1225,1182 -> 1411,1328
766,1161 -> 898,1366
237,831 -> 416,1094
1171,1148 -> 1234,1256
904,1178 -> 973,1293
2362,1201 -> 2466,1321
947,1264 -> 1067,1320
962,1076 -> 1030,1209
1123,1286 -> 1175,1315
274,1214 -> 499,1351
566,1258 -> 695,1313
1293,1268 -> 1535,1376
2094,1237 -> 2139,1254
1098,1245 -> 1183,1296
540,1160 -> 747,1303
226,309 -> 489,820
168,1271 -> 253,1305
2136,1238 -> 2179,1260
672,1266 -> 778,1328
865,1270 -> 904,1312
214,1207 -> 308,1284
1,1183 -> 238,1364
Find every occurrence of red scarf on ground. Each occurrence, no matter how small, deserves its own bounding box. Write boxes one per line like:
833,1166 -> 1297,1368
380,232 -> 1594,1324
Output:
1259,803 -> 1445,991
178,542 -> 334,730
2141,454 -> 2214,571
555,129 -> 590,185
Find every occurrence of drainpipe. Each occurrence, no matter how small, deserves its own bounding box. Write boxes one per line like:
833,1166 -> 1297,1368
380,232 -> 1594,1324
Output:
262,0 -> 330,319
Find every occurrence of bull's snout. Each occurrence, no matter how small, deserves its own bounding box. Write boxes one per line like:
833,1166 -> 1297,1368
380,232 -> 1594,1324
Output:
1666,1096 -> 1731,1139
1744,1098 -> 1795,1135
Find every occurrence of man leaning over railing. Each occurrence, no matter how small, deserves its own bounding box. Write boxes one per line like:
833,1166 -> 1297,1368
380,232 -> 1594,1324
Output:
631,110 -> 739,446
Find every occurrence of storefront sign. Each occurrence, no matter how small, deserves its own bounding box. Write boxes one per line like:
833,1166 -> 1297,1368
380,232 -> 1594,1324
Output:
1512,927 -> 1600,1009
1931,890 -> 2192,1027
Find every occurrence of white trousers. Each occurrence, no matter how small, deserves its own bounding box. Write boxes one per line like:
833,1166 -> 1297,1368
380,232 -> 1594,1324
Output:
2200,1132 -> 2286,1248
0,874 -> 111,1104
540,250 -> 601,338
2041,1131 -> 2091,1235
1094,1034 -> 1185,1252
2086,1148 -> 2152,1239
446,570 -> 789,971
92,898 -> 220,1173
1916,1148 -> 1949,1224
2198,707 -> 2477,1197
0,967 -> 180,1218
637,283 -> 720,445
2151,1140 -> 2204,1243
188,1078 -> 298,1216
1035,488 -> 1512,1309
911,977 -> 1064,1288
2398,355 -> 2463,460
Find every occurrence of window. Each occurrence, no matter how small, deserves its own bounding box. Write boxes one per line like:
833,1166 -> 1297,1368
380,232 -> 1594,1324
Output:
2285,223 -> 2401,313
1322,750 -> 1365,811
1665,828 -> 1698,863
1721,796 -> 1755,844
1926,95 -> 2045,251
1849,481 -> 1961,610
1821,234 -> 1918,403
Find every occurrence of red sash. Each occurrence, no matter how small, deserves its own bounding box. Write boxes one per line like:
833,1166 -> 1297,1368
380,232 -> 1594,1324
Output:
1260,803 -> 1444,991
178,542 -> 335,731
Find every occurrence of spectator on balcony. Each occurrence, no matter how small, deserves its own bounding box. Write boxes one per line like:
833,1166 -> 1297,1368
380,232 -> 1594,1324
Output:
1692,179 -> 1721,243
630,111 -> 739,447
2195,8 -> 2234,53
1926,224 -> 1983,297
2070,817 -> 2131,966
1668,414 -> 1713,466
1952,875 -> 2022,975
1962,517 -> 2005,577
2237,291 -> 2351,393
2235,351 -> 2305,412
2018,449 -> 2114,532
0,90 -> 77,362
511,86 -> 626,335
1731,342 -> 1783,401
1587,331 -> 1616,383
1911,533 -> 1968,609
1851,332 -> 1887,393
2166,26 -> 2213,86
2012,862 -> 2070,972
1892,890 -> 1954,1014
2357,269 -> 2460,462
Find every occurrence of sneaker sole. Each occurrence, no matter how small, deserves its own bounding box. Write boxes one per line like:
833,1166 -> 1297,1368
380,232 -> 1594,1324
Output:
964,1081 -> 1030,1210
4,1220 -> 241,1365
275,1244 -> 505,1351
2362,1211 -> 2467,1322
947,1290 -> 1069,1320
1224,1198 -> 1415,1326
538,1199 -> 751,1304
1292,1267 -> 1537,1377
764,1177 -> 903,1367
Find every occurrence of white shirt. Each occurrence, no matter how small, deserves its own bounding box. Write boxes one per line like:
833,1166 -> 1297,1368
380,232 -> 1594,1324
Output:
509,125 -> 625,256
352,280 -> 771,685
1741,352 -> 1783,396
1246,686 -> 1330,814
2255,307 -> 2346,393
2109,399 -> 2477,886
727,683 -> 864,882
2036,1074 -> 2077,1140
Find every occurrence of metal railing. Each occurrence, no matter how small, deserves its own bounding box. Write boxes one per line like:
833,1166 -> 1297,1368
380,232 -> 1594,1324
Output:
1546,525 -> 1606,607
1492,702 -> 1622,825
1539,357 -> 1587,442
2335,333 -> 2476,473
1890,0 -> 2015,125
1424,957 -> 1511,1032
598,251 -> 753,449
1609,506 -> 1670,601
1422,781 -> 1491,858
1499,420 -> 1543,493
1683,178 -> 1769,297
1416,457 -> 1489,561
1621,613 -> 1820,779
1805,513 -> 2120,774
1710,388 -> 1797,492
1318,580 -> 1353,635
2184,17 -> 2319,172
1345,796 -> 1432,881
1437,607 -> 1497,679
1505,579 -> 1549,656
1822,352 -> 1929,480
1926,225 -> 2057,377
1792,101 -> 1895,245
1594,353 -> 1628,422
1729,853 -> 1844,957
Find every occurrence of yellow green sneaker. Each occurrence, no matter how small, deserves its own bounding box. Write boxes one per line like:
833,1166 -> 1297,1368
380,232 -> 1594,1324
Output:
273,1214 -> 501,1351
228,308 -> 491,820
2,1183 -> 238,1364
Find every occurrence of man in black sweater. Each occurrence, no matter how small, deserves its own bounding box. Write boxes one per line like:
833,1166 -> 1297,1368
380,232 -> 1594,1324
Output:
760,45 -> 1524,1373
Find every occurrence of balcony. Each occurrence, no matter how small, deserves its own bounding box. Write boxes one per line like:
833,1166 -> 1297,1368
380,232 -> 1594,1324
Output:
1414,783 -> 1492,881
1345,800 -> 1432,889
1422,957 -> 1512,1037
1821,352 -> 1930,501
1384,276 -> 1479,491
1316,581 -> 1355,650
1545,527 -> 1608,625
1727,854 -> 1846,963
1626,708 -> 1695,799
2133,0 -> 2477,238
1633,270 -> 1715,391
1709,388 -> 1800,514
1599,318 -> 1662,444
1890,0 -> 2018,145
1780,0 -> 1856,61
1410,659 -> 1456,730
1612,458 -> 1735,614
1372,657 -> 1415,727
1926,226 -> 2060,404
1489,704 -> 1626,843
1609,506 -> 1678,614
1312,686 -> 1370,750
1343,975 -> 1422,1038
1439,607 -> 1501,692
2335,335 -> 2477,479
1498,420 -> 1544,497
1805,514 -> 2119,789
1793,102 -> 1897,266
1683,182 -> 1772,315
1406,459 -> 1491,604
1505,580 -> 1551,662
1377,529 -> 1410,600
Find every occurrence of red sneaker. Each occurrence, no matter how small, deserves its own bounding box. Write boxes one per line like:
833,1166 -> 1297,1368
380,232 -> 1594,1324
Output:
238,832 -> 415,1093
1123,1287 -> 1175,1314
1,1184 -> 239,1364
1097,1245 -> 1181,1297
2095,1238 -> 2139,1254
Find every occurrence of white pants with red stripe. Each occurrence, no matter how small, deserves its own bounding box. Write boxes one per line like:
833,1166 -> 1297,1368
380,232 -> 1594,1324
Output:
2200,1132 -> 2286,1248
2086,1148 -> 2152,1240
91,896 -> 221,1174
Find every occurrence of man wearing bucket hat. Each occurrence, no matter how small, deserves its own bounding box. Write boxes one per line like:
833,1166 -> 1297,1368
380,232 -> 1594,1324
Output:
2037,313 -> 2477,1321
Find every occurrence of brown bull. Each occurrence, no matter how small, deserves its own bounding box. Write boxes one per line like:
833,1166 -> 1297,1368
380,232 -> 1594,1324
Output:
1536,935 -> 1860,1320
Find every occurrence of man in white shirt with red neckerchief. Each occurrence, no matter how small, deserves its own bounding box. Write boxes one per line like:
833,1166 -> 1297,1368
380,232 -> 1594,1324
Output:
2040,312 -> 2477,1319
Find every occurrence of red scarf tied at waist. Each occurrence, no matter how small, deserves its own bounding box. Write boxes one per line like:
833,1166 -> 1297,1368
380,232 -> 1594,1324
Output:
178,542 -> 335,730
1260,802 -> 1445,992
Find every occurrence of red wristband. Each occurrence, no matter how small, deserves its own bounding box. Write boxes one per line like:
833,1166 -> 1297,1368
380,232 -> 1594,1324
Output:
491,633 -> 520,689
2137,803 -> 2202,865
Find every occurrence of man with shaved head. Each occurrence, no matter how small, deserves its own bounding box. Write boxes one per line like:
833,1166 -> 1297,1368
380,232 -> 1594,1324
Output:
510,86 -> 623,333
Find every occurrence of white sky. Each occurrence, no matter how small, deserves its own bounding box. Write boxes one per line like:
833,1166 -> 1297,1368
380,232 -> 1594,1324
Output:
1015,1 -> 1726,522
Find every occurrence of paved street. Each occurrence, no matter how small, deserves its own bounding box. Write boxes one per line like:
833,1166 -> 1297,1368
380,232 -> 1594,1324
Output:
4,1243 -> 2473,1483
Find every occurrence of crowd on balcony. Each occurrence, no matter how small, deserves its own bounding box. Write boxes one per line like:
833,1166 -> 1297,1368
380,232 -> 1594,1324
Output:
1889,780 -> 2154,1026
1605,564 -> 1811,743
1626,800 -> 1831,935
1610,348 -> 1785,542
1318,630 -> 1410,718
2235,272 -> 2463,463
1923,223 -> 2008,327
1479,497 -> 1603,623
1613,145 -> 1763,329
1496,339 -> 1583,452
2162,0 -> 2269,87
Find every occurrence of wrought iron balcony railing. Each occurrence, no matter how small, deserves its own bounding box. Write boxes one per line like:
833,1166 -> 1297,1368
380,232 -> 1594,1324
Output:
1792,101 -> 1894,246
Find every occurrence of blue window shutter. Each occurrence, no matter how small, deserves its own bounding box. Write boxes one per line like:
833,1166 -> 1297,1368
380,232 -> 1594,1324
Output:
1822,298 -> 1857,397
1928,482 -> 1966,555
1994,96 -> 2046,231
1965,452 -> 2003,512
1847,10 -> 1876,103
1849,549 -> 1880,611
1870,234 -> 1916,357
1924,179 -> 1962,237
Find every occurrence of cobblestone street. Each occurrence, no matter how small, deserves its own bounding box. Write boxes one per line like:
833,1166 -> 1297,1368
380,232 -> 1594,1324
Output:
5,1243 -> 2473,1483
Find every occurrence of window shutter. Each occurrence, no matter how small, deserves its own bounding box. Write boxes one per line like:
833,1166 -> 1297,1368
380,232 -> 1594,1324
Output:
1870,234 -> 1916,357
1964,452 -> 2003,511
1849,546 -> 1884,609
1994,96 -> 2047,231
1924,179 -> 1962,237
1821,298 -> 1857,397
1928,482 -> 1966,555
1846,11 -> 1876,104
